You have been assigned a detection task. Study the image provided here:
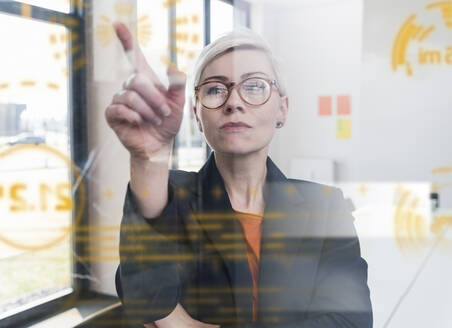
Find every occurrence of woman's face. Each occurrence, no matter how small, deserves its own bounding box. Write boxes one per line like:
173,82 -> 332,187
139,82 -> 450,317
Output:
193,49 -> 288,156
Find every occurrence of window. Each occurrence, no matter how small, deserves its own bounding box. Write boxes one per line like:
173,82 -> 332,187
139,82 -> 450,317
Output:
173,0 -> 206,171
211,0 -> 233,40
0,1 -> 86,326
174,0 -> 250,171
137,0 -> 169,88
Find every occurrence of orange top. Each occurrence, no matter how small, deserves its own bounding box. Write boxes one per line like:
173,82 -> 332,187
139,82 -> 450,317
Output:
235,210 -> 263,323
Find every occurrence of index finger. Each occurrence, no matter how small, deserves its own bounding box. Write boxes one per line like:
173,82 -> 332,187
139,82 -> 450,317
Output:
113,22 -> 165,90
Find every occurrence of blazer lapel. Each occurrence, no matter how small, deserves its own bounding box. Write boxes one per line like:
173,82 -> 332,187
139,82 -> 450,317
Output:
195,152 -> 252,319
194,153 -> 324,322
257,159 -> 325,321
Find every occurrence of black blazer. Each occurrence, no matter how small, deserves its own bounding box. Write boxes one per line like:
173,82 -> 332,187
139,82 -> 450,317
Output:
116,152 -> 373,327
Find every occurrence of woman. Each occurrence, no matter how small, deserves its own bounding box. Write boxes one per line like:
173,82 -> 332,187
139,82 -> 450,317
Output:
106,22 -> 373,328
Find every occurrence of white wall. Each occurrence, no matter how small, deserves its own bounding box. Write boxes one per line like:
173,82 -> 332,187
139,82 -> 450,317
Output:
252,0 -> 364,181
253,0 -> 452,182
251,0 -> 452,327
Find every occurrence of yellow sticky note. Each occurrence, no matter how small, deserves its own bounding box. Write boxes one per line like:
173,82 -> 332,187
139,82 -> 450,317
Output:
337,119 -> 351,139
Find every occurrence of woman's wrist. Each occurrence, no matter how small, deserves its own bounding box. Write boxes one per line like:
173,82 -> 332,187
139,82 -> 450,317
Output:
130,139 -> 174,167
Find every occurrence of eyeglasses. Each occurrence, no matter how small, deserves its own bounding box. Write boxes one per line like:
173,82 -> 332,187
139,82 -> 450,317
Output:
195,77 -> 280,110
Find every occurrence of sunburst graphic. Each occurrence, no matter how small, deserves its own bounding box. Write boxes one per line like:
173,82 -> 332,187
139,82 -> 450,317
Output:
428,166 -> 452,248
394,187 -> 428,251
163,0 -> 182,9
2,1 -> 85,91
49,31 -> 84,77
114,2 -> 134,16
391,1 -> 452,76
48,12 -> 86,73
0,80 -> 61,92
1,29 -> 82,92
95,14 -> 152,48
432,165 -> 452,174
431,164 -> 452,198
96,15 -> 115,47
427,1 -> 452,28
0,83 -> 9,90
430,214 -> 452,235
394,180 -> 452,251
161,14 -> 201,72
137,15 -> 152,48
392,14 -> 435,76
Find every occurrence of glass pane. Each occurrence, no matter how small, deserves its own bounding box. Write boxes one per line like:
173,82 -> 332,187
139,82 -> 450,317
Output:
211,0 -> 233,41
14,0 -> 71,14
175,0 -> 205,170
0,13 -> 73,318
137,0 -> 169,87
174,0 -> 204,75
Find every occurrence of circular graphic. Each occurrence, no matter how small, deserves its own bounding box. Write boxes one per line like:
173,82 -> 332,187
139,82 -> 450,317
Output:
0,144 -> 86,251
392,1 -> 452,76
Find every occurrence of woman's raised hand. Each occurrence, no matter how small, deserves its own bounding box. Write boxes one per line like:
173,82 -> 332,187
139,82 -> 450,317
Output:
105,22 -> 186,160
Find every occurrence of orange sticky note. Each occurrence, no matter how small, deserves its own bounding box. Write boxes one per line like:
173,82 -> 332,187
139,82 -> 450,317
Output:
318,96 -> 332,116
337,95 -> 351,115
337,119 -> 351,139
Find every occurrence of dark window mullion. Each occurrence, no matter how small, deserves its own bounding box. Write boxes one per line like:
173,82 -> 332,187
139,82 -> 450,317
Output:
68,0 -> 88,298
0,2 -> 81,28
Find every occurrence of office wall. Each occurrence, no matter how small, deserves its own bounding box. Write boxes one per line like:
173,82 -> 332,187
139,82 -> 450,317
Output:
252,0 -> 452,184
252,0 -> 364,182
251,0 -> 452,327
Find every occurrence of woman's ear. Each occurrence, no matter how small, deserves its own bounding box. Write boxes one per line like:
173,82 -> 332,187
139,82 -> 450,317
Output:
277,95 -> 289,126
193,104 -> 203,132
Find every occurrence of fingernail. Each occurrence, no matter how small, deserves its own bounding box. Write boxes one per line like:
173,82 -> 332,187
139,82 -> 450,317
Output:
161,104 -> 171,117
152,117 -> 162,126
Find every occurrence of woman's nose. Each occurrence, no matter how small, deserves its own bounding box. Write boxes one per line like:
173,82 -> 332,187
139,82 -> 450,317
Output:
224,87 -> 244,113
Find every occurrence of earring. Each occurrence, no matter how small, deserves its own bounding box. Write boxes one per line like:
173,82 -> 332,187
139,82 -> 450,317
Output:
276,121 -> 284,128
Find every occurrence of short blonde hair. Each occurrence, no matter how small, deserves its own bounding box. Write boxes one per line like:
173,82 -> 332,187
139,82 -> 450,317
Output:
189,27 -> 287,104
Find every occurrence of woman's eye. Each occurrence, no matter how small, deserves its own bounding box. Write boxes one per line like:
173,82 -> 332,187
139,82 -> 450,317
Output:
207,87 -> 226,95
244,83 -> 265,91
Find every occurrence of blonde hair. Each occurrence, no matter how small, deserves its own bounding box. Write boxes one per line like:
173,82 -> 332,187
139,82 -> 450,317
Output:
189,27 -> 287,104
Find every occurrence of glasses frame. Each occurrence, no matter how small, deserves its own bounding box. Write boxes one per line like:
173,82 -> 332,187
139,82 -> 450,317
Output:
194,77 -> 280,110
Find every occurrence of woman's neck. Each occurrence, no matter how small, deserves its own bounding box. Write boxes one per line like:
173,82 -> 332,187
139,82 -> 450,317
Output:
214,149 -> 268,214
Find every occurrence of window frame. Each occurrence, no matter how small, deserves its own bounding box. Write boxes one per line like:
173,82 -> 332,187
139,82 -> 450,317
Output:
0,1 -> 88,326
201,0 -> 251,160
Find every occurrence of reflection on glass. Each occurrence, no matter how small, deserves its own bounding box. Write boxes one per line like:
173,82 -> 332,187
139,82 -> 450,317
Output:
175,0 -> 205,171
174,0 -> 204,75
0,13 -> 72,318
137,0 -> 169,87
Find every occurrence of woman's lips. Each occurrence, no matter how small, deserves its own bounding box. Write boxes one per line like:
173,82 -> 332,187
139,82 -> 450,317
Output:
220,122 -> 251,132
220,125 -> 251,132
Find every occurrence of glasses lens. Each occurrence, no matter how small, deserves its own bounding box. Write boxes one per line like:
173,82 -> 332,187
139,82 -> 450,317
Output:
200,82 -> 228,108
240,78 -> 271,105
